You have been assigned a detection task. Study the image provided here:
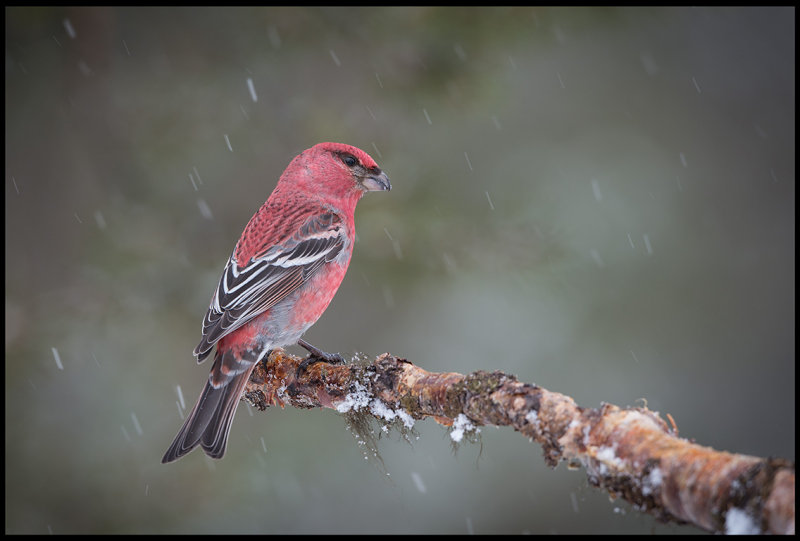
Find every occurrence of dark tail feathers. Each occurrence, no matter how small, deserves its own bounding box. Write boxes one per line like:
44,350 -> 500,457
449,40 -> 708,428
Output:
162,351 -> 256,463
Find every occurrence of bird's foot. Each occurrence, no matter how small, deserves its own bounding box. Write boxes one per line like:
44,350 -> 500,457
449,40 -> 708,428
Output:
296,338 -> 345,378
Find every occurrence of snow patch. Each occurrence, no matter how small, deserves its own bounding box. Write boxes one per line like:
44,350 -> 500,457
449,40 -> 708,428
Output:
335,381 -> 371,413
336,382 -> 415,429
725,507 -> 759,535
450,413 -> 479,442
641,466 -> 662,496
594,445 -> 623,475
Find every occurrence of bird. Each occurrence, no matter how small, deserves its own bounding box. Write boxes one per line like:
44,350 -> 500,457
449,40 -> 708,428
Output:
162,142 -> 390,463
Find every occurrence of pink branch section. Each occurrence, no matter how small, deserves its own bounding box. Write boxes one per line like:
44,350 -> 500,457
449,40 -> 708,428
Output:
244,349 -> 794,535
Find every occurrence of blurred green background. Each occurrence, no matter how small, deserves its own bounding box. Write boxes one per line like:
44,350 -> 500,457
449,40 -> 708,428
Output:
5,6 -> 794,534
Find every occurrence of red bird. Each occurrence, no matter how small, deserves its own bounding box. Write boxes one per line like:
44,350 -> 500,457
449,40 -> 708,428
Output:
162,142 -> 390,463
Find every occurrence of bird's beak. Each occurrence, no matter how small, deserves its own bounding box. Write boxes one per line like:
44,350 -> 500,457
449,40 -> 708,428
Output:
361,170 -> 391,192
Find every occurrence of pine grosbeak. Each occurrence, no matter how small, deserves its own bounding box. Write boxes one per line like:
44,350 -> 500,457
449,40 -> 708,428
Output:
162,142 -> 390,463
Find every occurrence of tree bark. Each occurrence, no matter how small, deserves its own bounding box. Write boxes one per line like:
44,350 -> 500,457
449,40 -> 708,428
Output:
243,349 -> 794,535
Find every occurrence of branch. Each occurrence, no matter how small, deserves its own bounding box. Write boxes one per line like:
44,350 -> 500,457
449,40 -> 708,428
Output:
243,349 -> 795,535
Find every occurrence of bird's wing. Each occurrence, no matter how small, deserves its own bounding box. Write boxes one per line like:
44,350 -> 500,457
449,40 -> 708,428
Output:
194,211 -> 346,361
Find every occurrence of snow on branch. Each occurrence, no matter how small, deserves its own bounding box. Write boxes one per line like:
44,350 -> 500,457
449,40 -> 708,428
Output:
243,349 -> 794,535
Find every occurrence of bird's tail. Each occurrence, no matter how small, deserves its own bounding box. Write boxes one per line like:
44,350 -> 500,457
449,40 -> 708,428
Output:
162,349 -> 258,463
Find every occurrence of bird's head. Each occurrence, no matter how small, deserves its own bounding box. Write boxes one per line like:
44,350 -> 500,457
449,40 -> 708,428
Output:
280,142 -> 391,203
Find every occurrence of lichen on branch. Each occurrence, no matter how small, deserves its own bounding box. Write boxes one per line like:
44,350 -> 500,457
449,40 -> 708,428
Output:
243,349 -> 794,535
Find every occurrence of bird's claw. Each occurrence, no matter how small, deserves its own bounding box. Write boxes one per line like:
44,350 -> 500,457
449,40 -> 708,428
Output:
296,338 -> 345,378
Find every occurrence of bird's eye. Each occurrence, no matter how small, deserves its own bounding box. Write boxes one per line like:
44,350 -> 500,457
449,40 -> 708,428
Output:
342,154 -> 358,167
